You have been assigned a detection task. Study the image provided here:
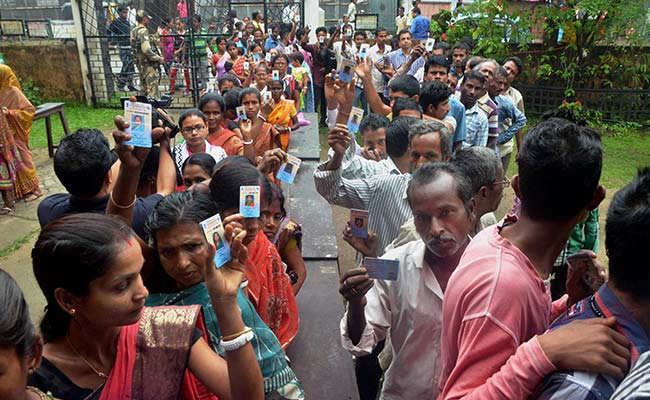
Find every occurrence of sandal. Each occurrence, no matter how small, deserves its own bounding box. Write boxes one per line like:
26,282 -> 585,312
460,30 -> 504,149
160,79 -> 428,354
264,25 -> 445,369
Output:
23,189 -> 43,203
0,206 -> 13,215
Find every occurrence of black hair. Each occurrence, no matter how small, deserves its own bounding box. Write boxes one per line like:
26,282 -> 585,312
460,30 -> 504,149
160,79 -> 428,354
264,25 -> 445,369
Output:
432,41 -> 450,52
209,156 -> 272,212
271,54 -> 290,67
145,191 -> 216,246
495,65 -> 508,78
503,56 -> 523,76
450,146 -> 500,194
375,27 -> 387,36
163,16 -> 173,24
412,7 -> 421,15
459,57 -> 469,72
541,107 -> 587,127
192,14 -> 201,23
453,43 -> 471,53
407,162 -> 473,210
420,80 -> 452,110
223,88 -> 242,111
462,70 -> 486,86
408,120 -> 452,159
178,108 -> 208,128
32,214 -> 134,342
269,182 -> 287,217
328,25 -> 337,35
606,167 -> 650,300
354,31 -> 367,39
392,97 -> 421,118
385,117 -> 415,158
459,37 -> 476,51
252,11 -> 261,20
182,152 -> 216,177
316,26 -> 327,35
54,128 -> 112,198
388,75 -> 420,97
518,118 -> 602,221
248,42 -> 263,54
198,92 -> 225,113
397,29 -> 411,39
359,113 -> 389,135
225,40 -> 238,51
466,56 -> 484,71
218,74 -> 241,91
291,52 -> 304,64
139,146 -> 160,188
239,87 -> 261,103
425,54 -> 451,73
0,269 -> 37,357
296,28 -> 307,41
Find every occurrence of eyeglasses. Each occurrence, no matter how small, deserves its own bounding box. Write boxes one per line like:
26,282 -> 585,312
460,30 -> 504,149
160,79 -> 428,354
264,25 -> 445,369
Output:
182,124 -> 206,134
492,175 -> 511,188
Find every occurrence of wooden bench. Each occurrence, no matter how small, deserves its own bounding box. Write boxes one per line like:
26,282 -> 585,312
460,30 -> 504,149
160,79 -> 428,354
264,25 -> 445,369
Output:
34,102 -> 71,158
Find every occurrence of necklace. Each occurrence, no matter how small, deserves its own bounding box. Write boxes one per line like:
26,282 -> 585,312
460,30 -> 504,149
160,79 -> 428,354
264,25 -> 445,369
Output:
26,386 -> 54,400
65,335 -> 109,379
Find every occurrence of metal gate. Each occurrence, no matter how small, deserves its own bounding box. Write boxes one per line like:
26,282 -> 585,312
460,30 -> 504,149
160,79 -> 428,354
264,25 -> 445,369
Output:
77,0 -> 303,108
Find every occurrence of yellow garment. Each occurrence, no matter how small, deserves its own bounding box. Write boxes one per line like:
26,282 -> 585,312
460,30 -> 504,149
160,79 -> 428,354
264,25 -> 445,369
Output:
0,64 -> 22,92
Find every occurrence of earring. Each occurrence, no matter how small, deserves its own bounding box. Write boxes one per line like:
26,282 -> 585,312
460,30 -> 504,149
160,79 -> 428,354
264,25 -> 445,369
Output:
69,308 -> 76,316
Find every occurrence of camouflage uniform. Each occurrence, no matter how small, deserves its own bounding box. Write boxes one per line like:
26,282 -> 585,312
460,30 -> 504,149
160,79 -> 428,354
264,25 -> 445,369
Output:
131,23 -> 164,98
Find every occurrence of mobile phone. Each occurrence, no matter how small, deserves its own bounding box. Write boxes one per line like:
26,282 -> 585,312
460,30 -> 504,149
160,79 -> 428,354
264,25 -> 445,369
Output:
566,252 -> 604,292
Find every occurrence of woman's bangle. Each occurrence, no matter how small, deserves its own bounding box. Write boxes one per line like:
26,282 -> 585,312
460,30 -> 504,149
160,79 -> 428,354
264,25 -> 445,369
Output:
109,192 -> 136,209
242,138 -> 254,145
220,329 -> 254,352
220,326 -> 253,341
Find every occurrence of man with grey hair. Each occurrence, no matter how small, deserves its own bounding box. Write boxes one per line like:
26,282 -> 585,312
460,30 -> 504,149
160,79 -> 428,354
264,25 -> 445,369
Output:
388,146 -> 507,250
314,119 -> 452,256
339,162 -> 476,400
474,59 -> 500,149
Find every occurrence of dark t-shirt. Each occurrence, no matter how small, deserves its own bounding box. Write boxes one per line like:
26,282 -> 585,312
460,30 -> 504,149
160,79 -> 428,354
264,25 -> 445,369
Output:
37,193 -> 163,239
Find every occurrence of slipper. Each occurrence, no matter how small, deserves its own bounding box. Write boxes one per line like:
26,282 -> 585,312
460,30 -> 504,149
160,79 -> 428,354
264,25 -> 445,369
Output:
0,206 -> 13,215
23,190 -> 43,203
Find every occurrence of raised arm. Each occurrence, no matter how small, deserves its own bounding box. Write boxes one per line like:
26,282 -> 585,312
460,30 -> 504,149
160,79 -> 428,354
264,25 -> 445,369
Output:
355,57 -> 391,116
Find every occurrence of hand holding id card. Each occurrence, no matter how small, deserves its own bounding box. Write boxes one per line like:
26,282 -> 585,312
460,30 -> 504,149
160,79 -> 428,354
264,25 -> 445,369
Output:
200,214 -> 231,268
240,186 -> 261,218
350,209 -> 369,239
364,258 -> 399,281
124,101 -> 152,148
338,59 -> 356,83
347,107 -> 364,134
276,154 -> 302,184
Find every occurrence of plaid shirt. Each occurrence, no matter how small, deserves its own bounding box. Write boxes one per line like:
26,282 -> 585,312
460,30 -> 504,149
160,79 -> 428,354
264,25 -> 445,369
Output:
462,102 -> 489,148
533,284 -> 650,400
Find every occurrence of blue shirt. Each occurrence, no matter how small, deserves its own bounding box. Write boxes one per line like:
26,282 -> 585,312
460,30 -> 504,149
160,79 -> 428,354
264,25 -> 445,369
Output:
383,48 -> 425,97
264,37 -> 279,51
533,284 -> 650,400
449,98 -> 467,145
494,94 -> 526,145
410,15 -> 430,40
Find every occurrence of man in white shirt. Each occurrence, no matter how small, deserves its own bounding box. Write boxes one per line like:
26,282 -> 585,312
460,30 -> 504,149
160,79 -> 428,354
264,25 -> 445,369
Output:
367,27 -> 392,103
339,161 -> 475,400
347,0 -> 358,29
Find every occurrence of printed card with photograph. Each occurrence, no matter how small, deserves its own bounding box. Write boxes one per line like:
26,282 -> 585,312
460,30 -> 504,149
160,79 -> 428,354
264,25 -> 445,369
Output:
239,186 -> 260,218
347,107 -> 364,134
272,70 -> 280,80
286,46 -> 293,55
263,91 -> 272,104
276,154 -> 302,184
124,101 -> 152,148
359,43 -> 370,58
338,59 -> 356,83
266,52 -> 273,63
350,209 -> 369,238
425,38 -> 436,53
199,213 -> 231,268
364,257 -> 399,281
267,28 -> 273,36
243,61 -> 250,71
236,106 -> 247,121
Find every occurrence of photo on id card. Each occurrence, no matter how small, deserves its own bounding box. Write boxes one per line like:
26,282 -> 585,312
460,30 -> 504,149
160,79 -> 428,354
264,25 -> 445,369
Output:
350,209 -> 369,238
124,101 -> 152,148
276,154 -> 301,184
240,186 -> 260,218
199,213 -> 231,268
364,257 -> 399,281
338,59 -> 355,83
347,107 -> 364,134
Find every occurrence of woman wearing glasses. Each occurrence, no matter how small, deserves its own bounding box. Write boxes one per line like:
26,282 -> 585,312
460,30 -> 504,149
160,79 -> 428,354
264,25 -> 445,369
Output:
173,109 -> 228,173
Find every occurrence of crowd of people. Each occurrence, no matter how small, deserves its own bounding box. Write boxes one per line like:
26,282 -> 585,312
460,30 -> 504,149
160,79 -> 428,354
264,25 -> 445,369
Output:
2,5 -> 650,400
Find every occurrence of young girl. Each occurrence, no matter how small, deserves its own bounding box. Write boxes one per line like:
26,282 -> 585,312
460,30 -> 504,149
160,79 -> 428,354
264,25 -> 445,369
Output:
289,52 -> 309,112
263,183 -> 307,295
263,78 -> 299,152
238,88 -> 280,162
173,109 -> 227,172
181,152 -> 215,189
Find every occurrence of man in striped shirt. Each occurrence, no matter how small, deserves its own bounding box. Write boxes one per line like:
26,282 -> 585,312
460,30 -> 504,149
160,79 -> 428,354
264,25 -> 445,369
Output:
474,59 -> 500,149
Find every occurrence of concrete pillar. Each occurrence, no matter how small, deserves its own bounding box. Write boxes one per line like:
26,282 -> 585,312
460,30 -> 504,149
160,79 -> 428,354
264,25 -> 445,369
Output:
71,0 -> 93,105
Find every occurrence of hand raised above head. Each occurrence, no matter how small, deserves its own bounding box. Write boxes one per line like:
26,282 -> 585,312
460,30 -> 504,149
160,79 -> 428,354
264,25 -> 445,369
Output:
203,221 -> 249,304
257,148 -> 287,174
327,125 -> 352,156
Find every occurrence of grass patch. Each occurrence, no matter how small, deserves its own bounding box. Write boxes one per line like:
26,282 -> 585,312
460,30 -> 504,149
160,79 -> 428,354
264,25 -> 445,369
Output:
29,102 -> 119,150
0,229 -> 39,258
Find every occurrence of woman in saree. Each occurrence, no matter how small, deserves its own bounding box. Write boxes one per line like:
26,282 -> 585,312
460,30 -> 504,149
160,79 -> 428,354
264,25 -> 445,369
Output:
0,65 -> 42,213
238,88 -> 280,164
263,183 -> 306,296
209,156 -> 298,348
262,78 -> 300,152
27,213 -> 263,400
144,191 -> 305,399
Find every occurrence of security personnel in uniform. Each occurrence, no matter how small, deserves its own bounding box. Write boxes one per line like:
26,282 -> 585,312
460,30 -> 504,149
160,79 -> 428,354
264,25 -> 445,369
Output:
131,10 -> 164,98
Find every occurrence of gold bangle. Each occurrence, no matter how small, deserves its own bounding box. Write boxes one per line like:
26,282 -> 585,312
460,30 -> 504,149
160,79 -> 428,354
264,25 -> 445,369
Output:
109,192 -> 136,209
220,326 -> 252,342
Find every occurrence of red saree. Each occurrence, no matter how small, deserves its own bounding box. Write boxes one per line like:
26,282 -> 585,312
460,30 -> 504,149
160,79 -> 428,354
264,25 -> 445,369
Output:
245,231 -> 299,349
99,305 -> 217,400
207,126 -> 244,156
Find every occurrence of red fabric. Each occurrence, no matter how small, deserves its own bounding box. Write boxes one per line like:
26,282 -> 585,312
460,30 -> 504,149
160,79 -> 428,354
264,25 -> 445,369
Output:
207,127 -> 244,156
180,312 -> 219,400
245,231 -> 299,349
99,320 -> 139,400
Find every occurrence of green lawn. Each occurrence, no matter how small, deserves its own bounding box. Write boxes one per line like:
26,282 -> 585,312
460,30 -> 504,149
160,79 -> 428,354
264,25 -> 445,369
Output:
29,102 -> 119,150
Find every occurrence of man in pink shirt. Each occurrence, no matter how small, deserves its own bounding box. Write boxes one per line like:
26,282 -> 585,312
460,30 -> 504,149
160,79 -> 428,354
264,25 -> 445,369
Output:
440,117 -> 631,399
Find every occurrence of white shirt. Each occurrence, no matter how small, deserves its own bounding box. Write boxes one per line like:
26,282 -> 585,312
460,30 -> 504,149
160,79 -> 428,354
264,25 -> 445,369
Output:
347,2 -> 357,22
367,44 -> 392,93
340,240 -> 444,400
332,40 -> 358,71
173,140 -> 227,172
